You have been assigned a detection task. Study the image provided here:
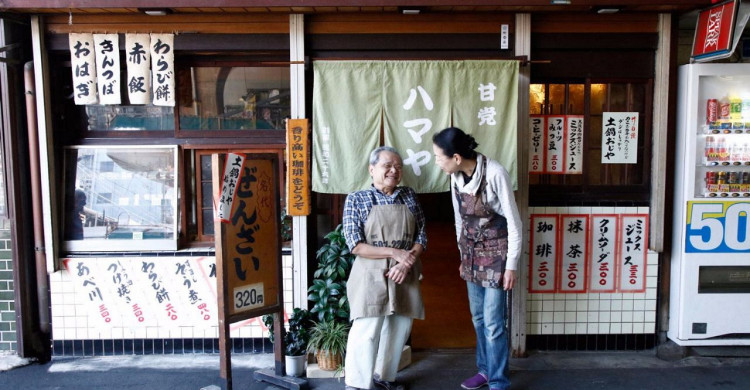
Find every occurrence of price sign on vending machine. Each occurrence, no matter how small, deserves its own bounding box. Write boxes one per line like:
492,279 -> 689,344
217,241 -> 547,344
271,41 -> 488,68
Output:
686,200 -> 750,252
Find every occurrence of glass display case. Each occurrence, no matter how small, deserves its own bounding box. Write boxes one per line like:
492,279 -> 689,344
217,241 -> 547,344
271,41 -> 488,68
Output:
62,145 -> 179,252
695,73 -> 750,198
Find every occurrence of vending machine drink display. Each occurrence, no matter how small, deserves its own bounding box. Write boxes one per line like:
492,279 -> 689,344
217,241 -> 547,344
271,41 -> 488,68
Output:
671,63 -> 750,346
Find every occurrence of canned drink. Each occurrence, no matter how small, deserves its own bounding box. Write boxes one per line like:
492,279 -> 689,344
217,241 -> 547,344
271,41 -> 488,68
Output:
743,171 -> 750,183
707,99 -> 718,124
720,102 -> 731,120
706,171 -> 717,184
717,171 -> 727,184
729,171 -> 739,184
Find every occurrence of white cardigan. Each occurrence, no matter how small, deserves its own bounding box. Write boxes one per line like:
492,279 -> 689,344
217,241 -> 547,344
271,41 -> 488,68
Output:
451,154 -> 523,271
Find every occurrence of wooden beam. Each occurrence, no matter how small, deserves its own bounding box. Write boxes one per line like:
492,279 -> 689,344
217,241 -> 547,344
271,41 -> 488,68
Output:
0,0 -> 714,11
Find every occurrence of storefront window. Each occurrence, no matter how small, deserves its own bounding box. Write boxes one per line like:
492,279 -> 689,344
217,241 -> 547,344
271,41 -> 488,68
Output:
178,66 -> 290,131
529,81 -> 651,204
186,148 -> 284,243
85,104 -> 174,131
62,146 -> 178,252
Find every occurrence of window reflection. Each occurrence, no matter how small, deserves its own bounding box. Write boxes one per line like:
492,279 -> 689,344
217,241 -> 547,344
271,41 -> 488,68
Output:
85,104 -> 174,131
179,66 -> 290,131
63,146 -> 178,252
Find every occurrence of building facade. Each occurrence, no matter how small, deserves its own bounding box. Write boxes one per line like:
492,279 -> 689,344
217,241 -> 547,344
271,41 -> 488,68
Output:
0,0 -> 730,361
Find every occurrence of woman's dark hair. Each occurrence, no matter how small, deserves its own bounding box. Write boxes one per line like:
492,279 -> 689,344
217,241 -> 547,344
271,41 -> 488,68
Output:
432,127 -> 478,159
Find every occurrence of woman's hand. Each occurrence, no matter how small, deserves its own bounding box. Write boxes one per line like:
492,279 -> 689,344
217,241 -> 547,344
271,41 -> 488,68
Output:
503,269 -> 517,291
386,264 -> 409,284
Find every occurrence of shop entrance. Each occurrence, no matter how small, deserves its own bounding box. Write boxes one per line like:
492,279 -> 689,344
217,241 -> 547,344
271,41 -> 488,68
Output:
410,193 -> 476,349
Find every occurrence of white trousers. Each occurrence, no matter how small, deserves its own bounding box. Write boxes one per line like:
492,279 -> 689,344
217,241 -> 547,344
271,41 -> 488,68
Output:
344,314 -> 413,389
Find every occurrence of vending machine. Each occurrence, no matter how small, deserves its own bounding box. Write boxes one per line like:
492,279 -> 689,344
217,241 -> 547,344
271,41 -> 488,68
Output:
670,63 -> 750,346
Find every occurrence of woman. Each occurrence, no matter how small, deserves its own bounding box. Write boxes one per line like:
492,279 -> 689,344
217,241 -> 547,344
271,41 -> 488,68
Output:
432,127 -> 521,390
342,146 -> 427,390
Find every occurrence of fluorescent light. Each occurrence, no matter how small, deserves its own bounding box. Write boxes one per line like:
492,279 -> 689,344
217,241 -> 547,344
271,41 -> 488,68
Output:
402,9 -> 421,15
597,8 -> 621,14
550,0 -> 571,4
139,8 -> 171,16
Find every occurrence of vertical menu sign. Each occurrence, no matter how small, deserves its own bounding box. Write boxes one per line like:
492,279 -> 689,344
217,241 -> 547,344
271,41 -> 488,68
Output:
529,115 -> 544,173
286,119 -> 311,216
529,215 -> 558,293
618,215 -> 648,292
546,116 -> 565,173
529,114 -> 583,174
558,215 -> 588,293
215,153 -> 282,320
588,215 -> 618,292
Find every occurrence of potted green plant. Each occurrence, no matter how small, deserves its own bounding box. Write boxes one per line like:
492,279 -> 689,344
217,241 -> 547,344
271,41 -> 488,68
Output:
262,308 -> 314,377
280,206 -> 293,246
307,319 -> 350,372
307,224 -> 355,324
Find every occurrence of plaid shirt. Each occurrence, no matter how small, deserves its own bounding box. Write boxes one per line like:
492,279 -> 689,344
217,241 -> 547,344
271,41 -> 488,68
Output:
343,185 -> 427,252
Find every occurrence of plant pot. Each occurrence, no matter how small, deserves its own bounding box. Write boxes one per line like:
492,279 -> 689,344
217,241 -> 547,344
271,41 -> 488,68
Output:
316,350 -> 343,371
285,354 -> 307,377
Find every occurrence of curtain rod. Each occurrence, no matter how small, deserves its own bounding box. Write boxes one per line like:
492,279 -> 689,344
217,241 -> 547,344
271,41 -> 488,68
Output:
308,56 -> 549,66
261,56 -> 551,66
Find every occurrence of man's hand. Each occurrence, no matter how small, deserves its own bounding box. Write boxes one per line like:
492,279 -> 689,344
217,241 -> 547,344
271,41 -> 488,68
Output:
386,264 -> 409,284
390,248 -> 416,268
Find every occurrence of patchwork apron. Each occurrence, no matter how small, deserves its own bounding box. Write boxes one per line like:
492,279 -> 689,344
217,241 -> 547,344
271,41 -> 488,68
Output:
455,158 -> 509,289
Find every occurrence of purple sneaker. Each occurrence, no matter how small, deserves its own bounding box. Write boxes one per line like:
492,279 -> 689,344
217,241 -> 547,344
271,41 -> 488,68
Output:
460,373 -> 488,389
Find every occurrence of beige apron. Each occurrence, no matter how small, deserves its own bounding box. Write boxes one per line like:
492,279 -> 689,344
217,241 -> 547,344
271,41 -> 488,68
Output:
347,203 -> 424,320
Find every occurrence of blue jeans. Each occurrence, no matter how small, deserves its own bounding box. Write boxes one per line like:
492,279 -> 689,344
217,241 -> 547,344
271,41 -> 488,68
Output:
467,281 -> 510,390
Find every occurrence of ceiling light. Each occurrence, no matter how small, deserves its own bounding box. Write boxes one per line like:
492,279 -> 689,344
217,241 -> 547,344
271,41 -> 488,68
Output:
550,0 -> 571,4
401,8 -> 421,15
139,8 -> 171,16
597,8 -> 621,14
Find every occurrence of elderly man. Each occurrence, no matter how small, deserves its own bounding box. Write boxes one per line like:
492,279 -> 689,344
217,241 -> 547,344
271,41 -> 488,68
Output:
342,146 -> 427,390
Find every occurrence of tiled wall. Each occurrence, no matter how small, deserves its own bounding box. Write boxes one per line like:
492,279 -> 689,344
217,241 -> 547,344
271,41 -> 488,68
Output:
49,251 -> 294,355
0,219 -> 15,352
526,207 -> 658,335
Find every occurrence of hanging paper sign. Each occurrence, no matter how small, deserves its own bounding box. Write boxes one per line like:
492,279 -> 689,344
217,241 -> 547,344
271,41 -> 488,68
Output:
618,215 -> 648,292
93,34 -> 121,105
68,33 -> 98,105
530,114 -> 584,175
529,115 -> 544,173
558,215 -> 588,293
150,33 -> 175,107
125,34 -> 151,104
529,215 -> 558,293
216,153 -> 245,223
546,116 -> 565,173
565,116 -> 584,174
286,119 -> 311,216
601,112 -> 639,164
588,215 -> 618,293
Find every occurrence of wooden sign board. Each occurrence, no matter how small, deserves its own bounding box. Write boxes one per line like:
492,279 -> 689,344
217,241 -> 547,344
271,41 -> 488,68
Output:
286,119 -> 311,216
213,153 -> 284,388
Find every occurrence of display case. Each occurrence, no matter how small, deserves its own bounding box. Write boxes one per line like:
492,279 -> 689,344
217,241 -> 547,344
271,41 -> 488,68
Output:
670,63 -> 750,346
62,145 -> 179,252
694,72 -> 750,198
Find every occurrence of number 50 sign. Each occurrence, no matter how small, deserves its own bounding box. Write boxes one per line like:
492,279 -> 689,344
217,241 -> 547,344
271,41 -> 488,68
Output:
686,201 -> 750,252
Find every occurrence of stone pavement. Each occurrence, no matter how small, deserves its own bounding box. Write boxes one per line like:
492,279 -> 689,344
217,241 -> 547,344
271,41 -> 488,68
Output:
1,348 -> 750,390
